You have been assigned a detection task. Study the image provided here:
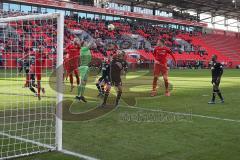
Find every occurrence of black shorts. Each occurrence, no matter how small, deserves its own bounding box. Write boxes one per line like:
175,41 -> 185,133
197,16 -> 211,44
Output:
25,68 -> 29,74
212,77 -> 221,86
29,74 -> 36,87
111,78 -> 122,87
98,76 -> 111,85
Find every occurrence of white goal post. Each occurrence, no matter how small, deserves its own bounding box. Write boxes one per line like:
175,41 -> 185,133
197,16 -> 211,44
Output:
0,12 -> 64,159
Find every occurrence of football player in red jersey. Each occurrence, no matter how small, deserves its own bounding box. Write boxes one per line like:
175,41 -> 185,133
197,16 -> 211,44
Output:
23,46 -> 46,100
63,53 -> 70,81
32,46 -> 46,100
151,39 -> 176,97
65,38 -> 81,91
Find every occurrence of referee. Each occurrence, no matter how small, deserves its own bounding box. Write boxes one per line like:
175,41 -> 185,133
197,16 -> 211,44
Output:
208,55 -> 224,104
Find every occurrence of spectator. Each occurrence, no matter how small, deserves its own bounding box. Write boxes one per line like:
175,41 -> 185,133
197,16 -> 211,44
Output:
0,52 -> 3,67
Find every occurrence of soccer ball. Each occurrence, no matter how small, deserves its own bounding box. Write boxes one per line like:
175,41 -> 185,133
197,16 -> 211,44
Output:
107,24 -> 115,31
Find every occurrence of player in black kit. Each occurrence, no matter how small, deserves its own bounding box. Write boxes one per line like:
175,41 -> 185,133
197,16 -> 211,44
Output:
96,58 -> 110,97
208,54 -> 224,104
18,57 -> 45,96
18,58 -> 31,87
100,51 -> 127,107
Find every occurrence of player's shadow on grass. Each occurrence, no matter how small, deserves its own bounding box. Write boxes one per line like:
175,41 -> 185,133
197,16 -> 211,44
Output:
49,68 -> 173,121
121,72 -> 173,106
60,100 -> 116,122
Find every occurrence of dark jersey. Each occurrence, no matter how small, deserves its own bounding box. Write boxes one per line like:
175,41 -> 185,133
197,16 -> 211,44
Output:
121,60 -> 128,72
101,62 -> 110,79
211,62 -> 223,78
110,59 -> 127,86
19,59 -> 32,73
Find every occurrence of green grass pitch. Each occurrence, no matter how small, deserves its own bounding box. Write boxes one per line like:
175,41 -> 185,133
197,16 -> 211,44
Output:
0,69 -> 240,160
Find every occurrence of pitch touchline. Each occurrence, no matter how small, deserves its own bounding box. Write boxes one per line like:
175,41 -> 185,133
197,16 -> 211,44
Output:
123,106 -> 240,123
0,132 -> 99,160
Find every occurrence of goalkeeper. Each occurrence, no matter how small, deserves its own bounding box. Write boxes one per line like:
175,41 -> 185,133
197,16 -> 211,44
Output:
75,42 -> 92,103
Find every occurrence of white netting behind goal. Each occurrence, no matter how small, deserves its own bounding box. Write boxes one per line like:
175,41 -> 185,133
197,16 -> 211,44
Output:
0,11 -> 62,159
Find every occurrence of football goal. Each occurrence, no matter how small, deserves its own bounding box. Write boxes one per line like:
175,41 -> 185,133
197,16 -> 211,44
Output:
0,12 -> 64,159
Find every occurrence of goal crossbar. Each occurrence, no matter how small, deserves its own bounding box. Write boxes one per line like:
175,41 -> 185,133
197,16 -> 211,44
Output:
0,13 -> 60,23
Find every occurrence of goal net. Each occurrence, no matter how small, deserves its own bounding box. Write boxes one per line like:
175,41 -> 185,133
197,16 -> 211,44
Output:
0,11 -> 64,159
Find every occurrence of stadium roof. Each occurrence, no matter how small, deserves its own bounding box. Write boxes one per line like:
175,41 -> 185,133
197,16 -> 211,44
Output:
113,0 -> 240,19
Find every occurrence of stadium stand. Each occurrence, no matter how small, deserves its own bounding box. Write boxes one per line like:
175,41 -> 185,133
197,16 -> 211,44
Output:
0,10 -> 239,68
201,34 -> 240,67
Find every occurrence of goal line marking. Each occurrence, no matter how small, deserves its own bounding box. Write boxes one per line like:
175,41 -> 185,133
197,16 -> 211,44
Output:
61,149 -> 99,160
0,131 -> 54,149
0,132 -> 98,160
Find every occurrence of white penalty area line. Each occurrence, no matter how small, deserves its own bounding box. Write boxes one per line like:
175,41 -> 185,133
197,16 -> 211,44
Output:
0,132 -> 99,160
124,106 -> 240,123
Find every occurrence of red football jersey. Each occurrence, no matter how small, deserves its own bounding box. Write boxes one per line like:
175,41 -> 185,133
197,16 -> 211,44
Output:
153,46 -> 172,64
66,44 -> 80,60
32,51 -> 47,73
65,44 -> 81,70
35,52 -> 46,66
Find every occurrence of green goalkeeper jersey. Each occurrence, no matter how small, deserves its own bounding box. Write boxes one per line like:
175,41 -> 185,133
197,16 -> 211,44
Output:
80,47 -> 92,66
